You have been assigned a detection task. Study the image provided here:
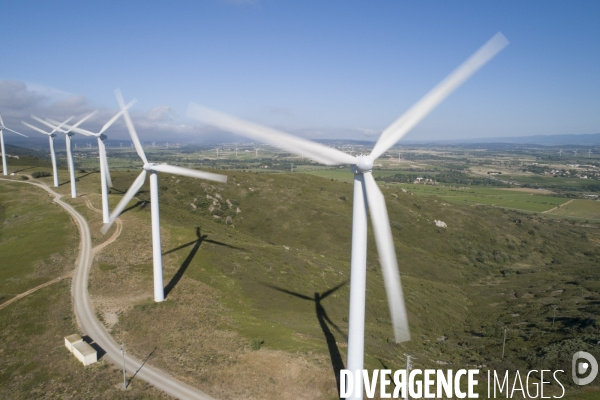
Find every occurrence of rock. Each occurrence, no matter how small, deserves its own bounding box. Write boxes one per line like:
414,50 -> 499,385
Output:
391,193 -> 398,198
213,215 -> 221,219
283,245 -> 289,250
209,205 -> 214,212
434,220 -> 447,228
236,207 -> 242,213
401,188 -> 408,193
206,194 -> 214,200
226,216 -> 233,225
189,203 -> 197,210
215,193 -> 222,200
226,199 -> 233,208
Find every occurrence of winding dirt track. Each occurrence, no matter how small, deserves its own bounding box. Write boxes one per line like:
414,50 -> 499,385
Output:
0,178 -> 215,400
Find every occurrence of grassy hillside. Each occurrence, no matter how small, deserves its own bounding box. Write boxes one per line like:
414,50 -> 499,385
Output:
2,168 -> 599,398
64,169 -> 598,398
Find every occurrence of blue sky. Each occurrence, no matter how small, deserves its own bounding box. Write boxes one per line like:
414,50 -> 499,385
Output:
2,0 -> 599,142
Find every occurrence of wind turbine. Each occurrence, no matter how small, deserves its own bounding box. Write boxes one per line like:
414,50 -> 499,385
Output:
101,89 -> 228,302
589,149 -> 592,157
254,147 -> 259,158
559,149 -> 563,156
188,32 -> 508,399
574,150 -> 578,156
32,112 -> 97,198
88,142 -> 92,149
0,114 -> 28,175
49,99 -> 136,223
235,143 -> 238,158
21,116 -> 73,187
215,147 -> 219,158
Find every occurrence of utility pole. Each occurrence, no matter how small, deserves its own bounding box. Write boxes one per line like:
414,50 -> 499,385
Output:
552,306 -> 558,327
502,327 -> 508,359
121,342 -> 127,389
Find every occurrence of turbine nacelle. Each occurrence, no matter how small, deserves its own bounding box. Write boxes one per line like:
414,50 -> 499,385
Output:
355,155 -> 374,173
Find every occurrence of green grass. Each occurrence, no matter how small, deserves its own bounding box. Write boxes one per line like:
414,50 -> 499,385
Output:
0,181 -> 77,303
548,199 -> 600,219
388,183 -> 569,213
91,169 -> 600,398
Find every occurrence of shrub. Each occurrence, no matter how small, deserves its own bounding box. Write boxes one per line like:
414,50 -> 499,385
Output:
31,171 -> 51,178
21,175 -> 29,180
250,338 -> 264,351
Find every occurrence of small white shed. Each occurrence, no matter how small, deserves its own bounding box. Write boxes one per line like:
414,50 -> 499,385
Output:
64,334 -> 83,352
72,341 -> 98,366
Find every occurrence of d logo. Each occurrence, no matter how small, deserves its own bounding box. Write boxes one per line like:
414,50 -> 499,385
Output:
572,351 -> 598,385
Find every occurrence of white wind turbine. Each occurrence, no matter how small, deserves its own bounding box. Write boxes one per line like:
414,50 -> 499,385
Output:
48,99 -> 136,223
188,33 -> 508,399
21,116 -> 73,187
0,114 -> 28,175
559,149 -> 563,156
32,112 -> 97,198
254,147 -> 259,158
101,89 -> 228,302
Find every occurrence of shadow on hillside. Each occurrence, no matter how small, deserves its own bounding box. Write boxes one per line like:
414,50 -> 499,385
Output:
263,281 -> 348,396
58,171 -> 95,186
128,347 -> 158,388
550,316 -> 596,330
12,166 -> 36,173
163,227 -> 241,298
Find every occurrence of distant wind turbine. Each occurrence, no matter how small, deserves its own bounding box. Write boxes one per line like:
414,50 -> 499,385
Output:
49,98 -> 136,222
0,114 -> 28,175
33,112 -> 97,198
22,116 -> 73,186
188,32 -> 508,399
101,89 -> 228,302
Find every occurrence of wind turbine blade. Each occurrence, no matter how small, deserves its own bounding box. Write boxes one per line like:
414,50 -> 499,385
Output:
3,127 -> 28,137
99,99 -> 136,134
45,111 -> 98,134
100,170 -> 147,235
0,114 -> 3,126
98,140 -> 113,187
370,32 -> 508,160
115,89 -> 147,164
64,125 -> 97,137
363,172 -> 410,343
187,103 -> 356,166
22,121 -> 50,135
32,115 -> 65,132
150,164 -> 227,183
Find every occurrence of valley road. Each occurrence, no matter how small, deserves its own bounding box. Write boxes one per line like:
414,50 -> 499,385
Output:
0,178 -> 215,400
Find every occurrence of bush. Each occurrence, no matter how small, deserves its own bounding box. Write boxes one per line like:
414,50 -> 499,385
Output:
21,175 -> 29,180
31,171 -> 51,178
250,338 -> 264,351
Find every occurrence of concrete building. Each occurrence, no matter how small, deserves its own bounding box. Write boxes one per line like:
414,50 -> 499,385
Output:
64,334 -> 97,366
72,341 -> 98,366
64,334 -> 83,352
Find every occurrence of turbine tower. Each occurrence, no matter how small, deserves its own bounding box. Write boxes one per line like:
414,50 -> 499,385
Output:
21,116 -> 73,187
254,147 -> 259,158
188,32 -> 508,399
33,112 -> 96,198
559,149 -> 563,156
235,143 -> 238,158
0,114 -> 28,175
101,89 -> 227,302
50,98 -> 136,223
